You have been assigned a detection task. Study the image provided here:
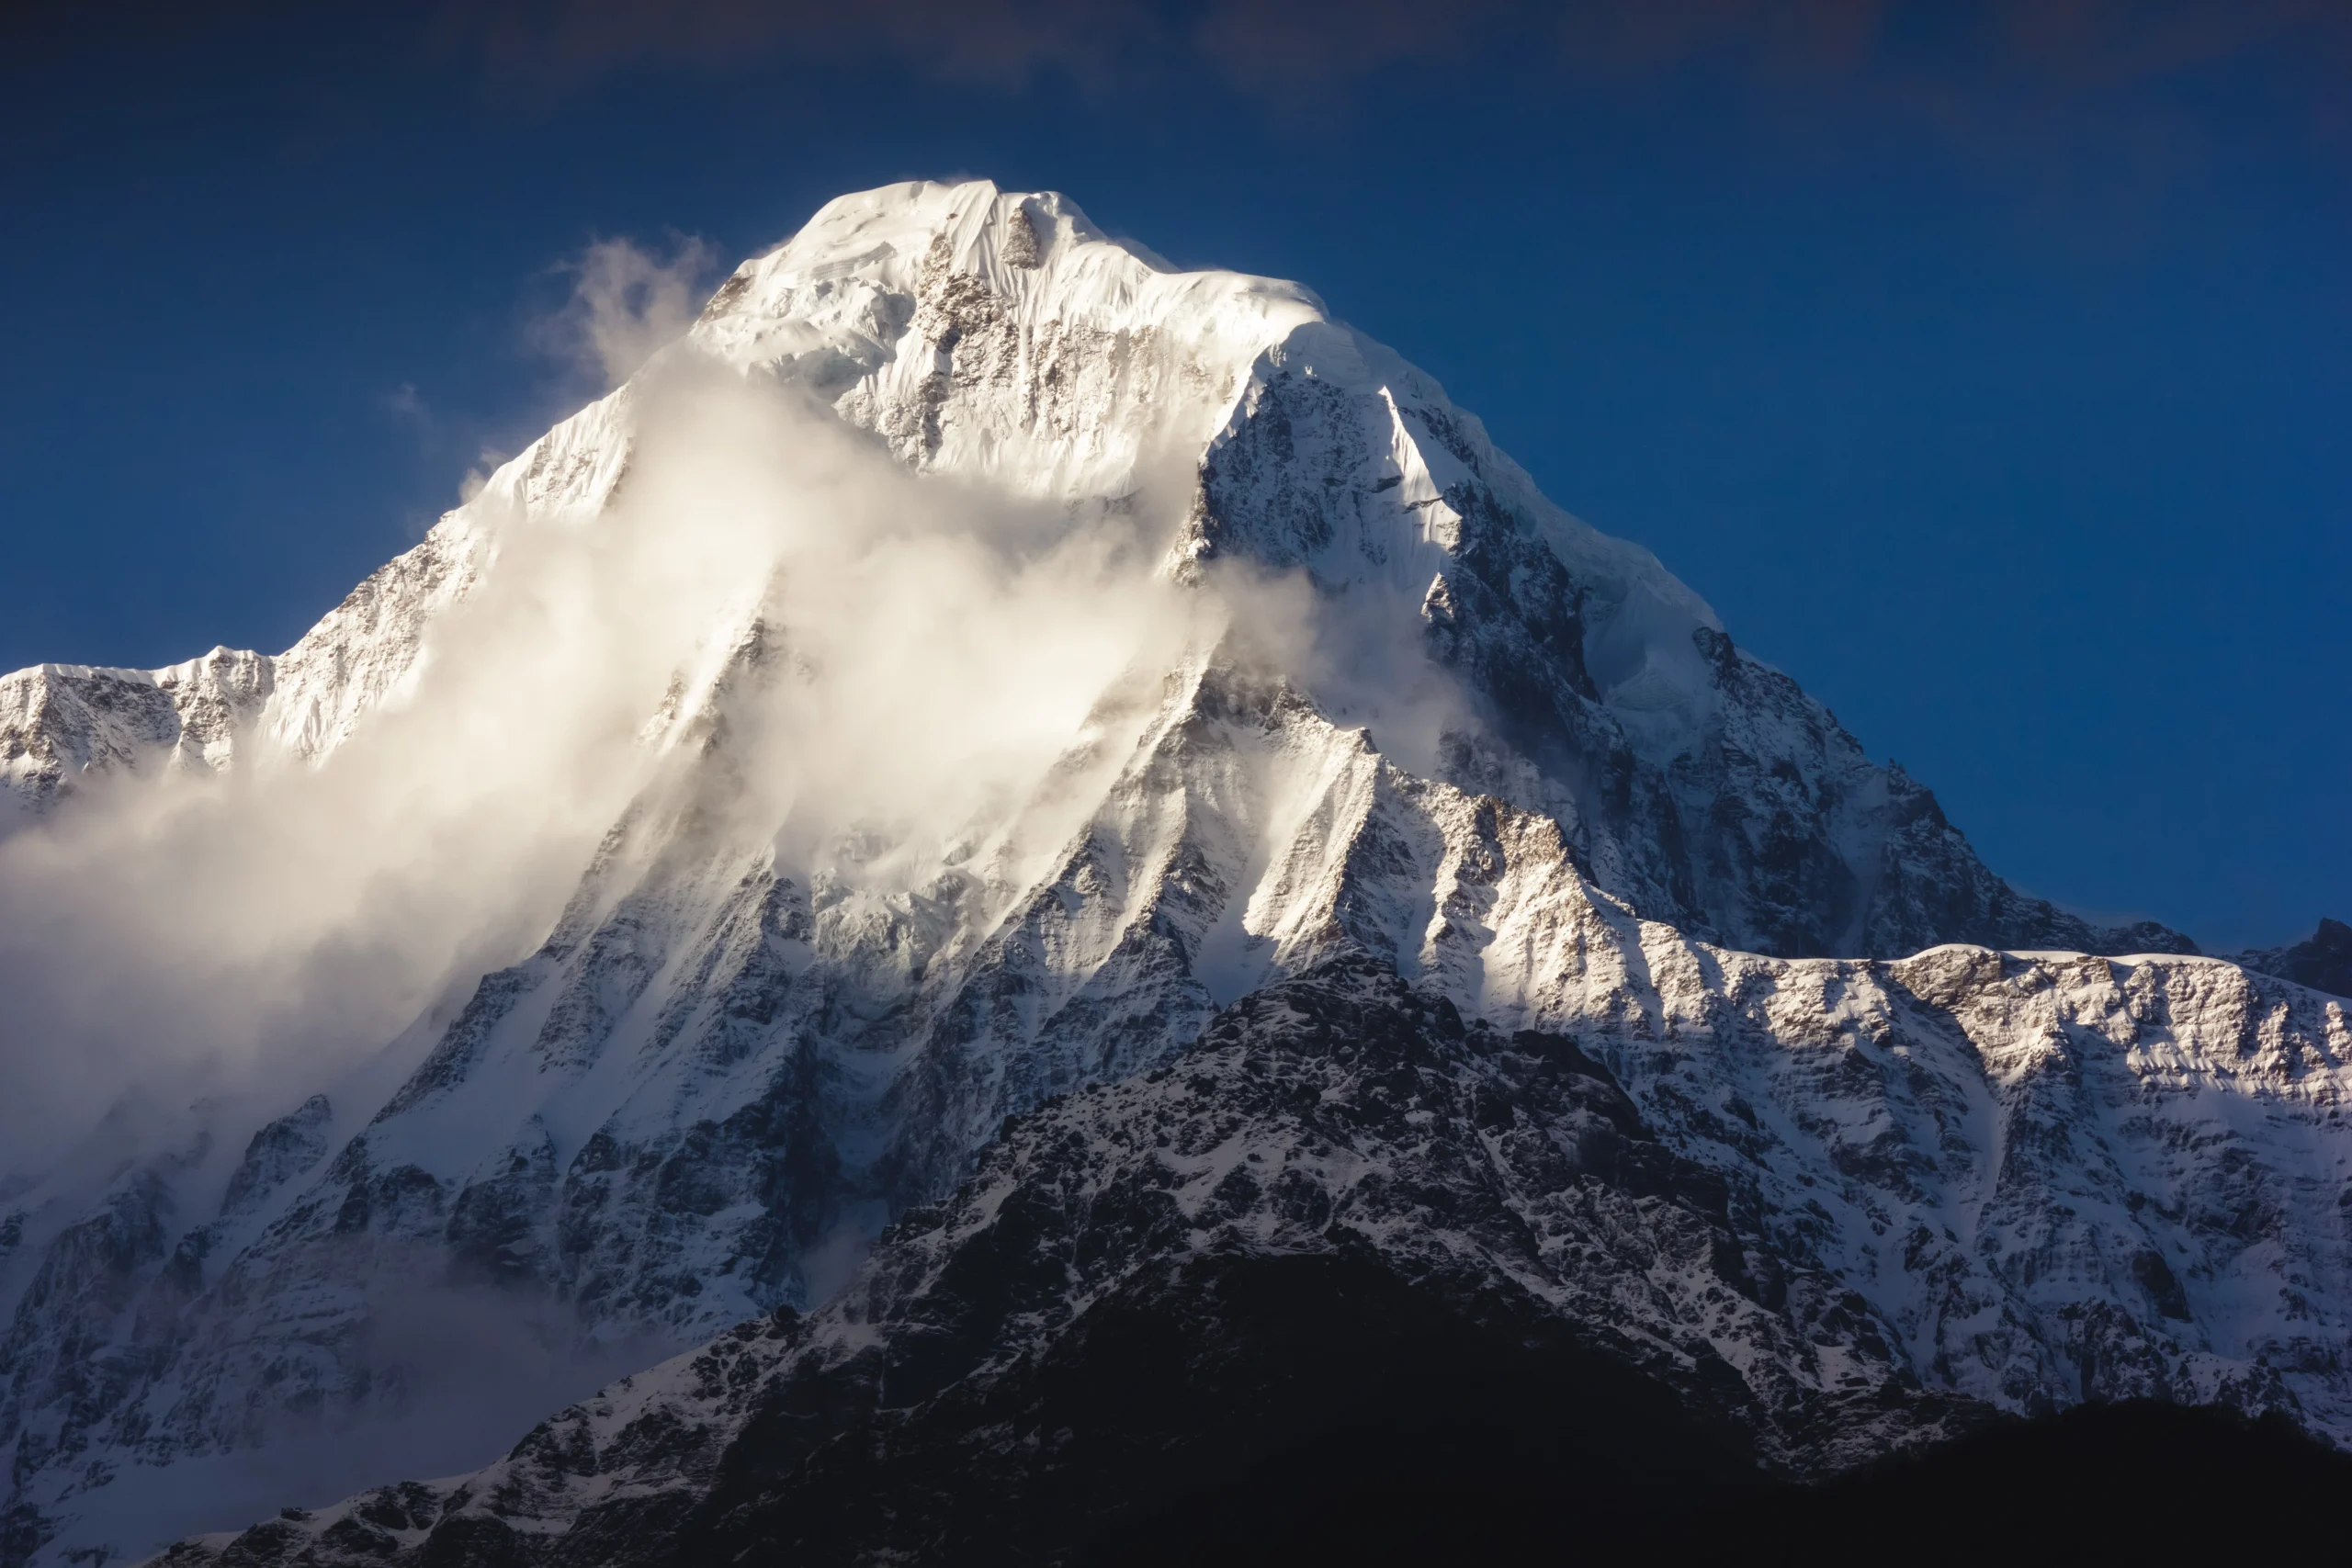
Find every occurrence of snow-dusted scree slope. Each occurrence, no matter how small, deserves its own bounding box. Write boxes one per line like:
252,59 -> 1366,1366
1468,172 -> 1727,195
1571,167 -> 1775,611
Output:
153,959 -> 1976,1565
0,182 -> 2341,1565
159,954 -> 2352,1565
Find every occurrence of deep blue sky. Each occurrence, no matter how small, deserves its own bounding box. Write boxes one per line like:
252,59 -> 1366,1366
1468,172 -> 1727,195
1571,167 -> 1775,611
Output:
3,2 -> 2346,949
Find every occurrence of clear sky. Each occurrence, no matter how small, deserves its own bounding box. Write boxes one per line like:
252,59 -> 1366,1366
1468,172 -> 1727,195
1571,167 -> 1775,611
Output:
3,1 -> 2345,950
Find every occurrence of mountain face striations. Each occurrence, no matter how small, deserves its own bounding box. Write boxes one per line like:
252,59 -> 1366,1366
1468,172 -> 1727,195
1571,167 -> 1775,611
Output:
0,182 -> 2339,1566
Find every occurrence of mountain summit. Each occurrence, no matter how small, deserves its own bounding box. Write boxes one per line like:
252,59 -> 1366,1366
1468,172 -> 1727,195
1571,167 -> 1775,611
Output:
0,182 -> 2339,1566
1,180 -> 2188,962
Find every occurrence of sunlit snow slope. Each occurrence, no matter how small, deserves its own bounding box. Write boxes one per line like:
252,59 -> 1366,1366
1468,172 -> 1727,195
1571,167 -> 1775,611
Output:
0,182 -> 2337,1568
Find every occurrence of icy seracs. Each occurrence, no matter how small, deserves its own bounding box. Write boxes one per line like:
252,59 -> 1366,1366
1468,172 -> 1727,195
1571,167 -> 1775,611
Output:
0,181 -> 2340,1566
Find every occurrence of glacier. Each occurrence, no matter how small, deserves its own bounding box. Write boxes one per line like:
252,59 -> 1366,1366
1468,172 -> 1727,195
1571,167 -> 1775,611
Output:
0,180 -> 2341,1565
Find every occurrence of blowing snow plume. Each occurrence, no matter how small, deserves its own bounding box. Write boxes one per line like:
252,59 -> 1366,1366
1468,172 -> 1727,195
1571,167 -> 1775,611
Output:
0,347 -> 1197,1189
0,188 -> 1512,1562
0,284 -> 1222,1555
547,234 -> 721,390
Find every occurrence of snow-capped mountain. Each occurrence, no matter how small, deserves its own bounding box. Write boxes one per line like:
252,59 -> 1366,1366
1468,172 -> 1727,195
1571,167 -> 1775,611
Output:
0,181 -> 2335,1566
0,182 -> 2184,964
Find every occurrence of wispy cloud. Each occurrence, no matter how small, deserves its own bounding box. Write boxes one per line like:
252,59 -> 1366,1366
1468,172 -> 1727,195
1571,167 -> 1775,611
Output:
0,290 -> 1195,1182
538,233 -> 719,390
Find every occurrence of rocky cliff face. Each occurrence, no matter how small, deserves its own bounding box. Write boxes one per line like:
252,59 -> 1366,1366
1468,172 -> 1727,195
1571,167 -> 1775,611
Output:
150,960 -> 1981,1566
153,953 -> 2352,1565
0,182 -> 2317,1566
2239,919 -> 2352,1000
0,649 -> 274,815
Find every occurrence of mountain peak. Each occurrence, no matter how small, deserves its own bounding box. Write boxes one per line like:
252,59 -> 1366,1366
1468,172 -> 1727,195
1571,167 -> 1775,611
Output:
3,181 -> 2273,1568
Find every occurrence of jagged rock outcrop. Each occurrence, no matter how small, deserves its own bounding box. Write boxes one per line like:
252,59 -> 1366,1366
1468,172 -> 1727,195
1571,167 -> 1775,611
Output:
149,960 -> 1985,1566
2240,918 -> 2352,1000
154,949 -> 2352,1564
0,649 -> 273,814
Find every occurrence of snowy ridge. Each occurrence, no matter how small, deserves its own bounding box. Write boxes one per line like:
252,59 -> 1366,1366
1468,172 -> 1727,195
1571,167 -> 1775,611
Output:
57,664 -> 2352,1564
155,950 -> 2352,1564
0,344 -> 633,814
0,181 -> 2305,1565
0,649 -> 273,814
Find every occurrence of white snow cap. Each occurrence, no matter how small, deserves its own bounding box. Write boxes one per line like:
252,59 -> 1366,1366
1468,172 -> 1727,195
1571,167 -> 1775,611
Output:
681,179 -> 1725,744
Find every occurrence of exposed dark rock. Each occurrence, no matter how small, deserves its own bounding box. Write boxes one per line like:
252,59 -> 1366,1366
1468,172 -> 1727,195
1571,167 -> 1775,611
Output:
220,1097 -> 334,1217
1091,1399 -> 2352,1565
2240,917 -> 2352,999
154,959 -> 1985,1566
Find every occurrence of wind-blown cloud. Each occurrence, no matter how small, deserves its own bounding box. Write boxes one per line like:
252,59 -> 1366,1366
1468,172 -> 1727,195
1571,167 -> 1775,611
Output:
542,234 -> 720,390
0,285 -> 1201,1190
0,237 -> 1291,1553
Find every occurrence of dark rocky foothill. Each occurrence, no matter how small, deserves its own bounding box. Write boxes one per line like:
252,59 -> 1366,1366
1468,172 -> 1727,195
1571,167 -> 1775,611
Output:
2239,917 -> 2352,999
156,958 -> 2349,1566
154,960 -> 1984,1565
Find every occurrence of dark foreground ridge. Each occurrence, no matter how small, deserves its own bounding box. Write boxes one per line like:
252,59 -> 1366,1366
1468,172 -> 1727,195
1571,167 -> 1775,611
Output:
159,958 -> 2341,1566
1091,1398 -> 2351,1566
